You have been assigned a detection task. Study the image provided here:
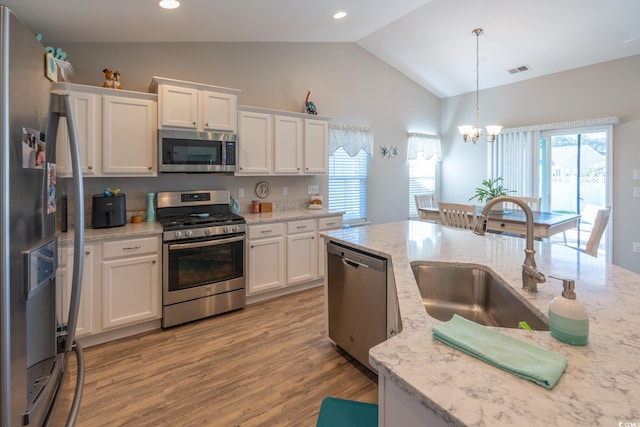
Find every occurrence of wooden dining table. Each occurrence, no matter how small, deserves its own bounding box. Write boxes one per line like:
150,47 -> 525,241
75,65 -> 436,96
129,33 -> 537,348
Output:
417,207 -> 580,239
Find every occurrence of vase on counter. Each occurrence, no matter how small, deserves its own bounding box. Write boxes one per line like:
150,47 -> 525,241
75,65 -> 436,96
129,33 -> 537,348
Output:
147,192 -> 155,222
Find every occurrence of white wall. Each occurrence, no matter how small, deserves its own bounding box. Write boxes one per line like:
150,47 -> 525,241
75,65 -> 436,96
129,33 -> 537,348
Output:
441,55 -> 640,273
60,42 -> 441,223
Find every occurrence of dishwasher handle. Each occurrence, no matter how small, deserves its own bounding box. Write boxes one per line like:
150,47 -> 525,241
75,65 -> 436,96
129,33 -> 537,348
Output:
327,241 -> 387,272
342,257 -> 369,269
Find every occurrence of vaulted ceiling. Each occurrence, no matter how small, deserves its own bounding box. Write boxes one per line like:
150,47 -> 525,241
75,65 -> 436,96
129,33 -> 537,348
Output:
3,0 -> 639,98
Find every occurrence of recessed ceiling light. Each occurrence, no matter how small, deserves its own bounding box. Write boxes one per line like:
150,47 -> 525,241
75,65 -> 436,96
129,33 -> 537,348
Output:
333,11 -> 347,20
159,0 -> 180,10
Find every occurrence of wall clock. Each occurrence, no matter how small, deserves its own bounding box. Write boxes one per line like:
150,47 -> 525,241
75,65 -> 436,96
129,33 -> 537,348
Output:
255,181 -> 271,198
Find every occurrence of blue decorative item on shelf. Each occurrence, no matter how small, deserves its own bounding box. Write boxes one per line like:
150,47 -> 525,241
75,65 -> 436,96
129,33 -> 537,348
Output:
304,89 -> 317,115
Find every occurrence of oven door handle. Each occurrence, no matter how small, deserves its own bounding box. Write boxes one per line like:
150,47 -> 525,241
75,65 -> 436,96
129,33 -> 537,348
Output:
168,235 -> 245,250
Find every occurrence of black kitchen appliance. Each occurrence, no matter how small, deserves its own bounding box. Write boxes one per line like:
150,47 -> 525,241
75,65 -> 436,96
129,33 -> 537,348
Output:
92,193 -> 127,228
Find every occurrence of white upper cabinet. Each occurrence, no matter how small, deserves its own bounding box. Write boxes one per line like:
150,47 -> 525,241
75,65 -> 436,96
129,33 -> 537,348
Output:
102,96 -> 157,175
53,83 -> 158,178
201,90 -> 237,132
159,85 -> 198,129
150,77 -> 240,133
237,106 -> 329,176
56,90 -> 99,177
237,110 -> 273,175
304,119 -> 328,174
274,115 -> 303,174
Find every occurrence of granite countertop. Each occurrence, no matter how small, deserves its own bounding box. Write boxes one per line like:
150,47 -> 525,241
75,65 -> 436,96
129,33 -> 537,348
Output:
243,208 -> 344,225
323,220 -> 640,426
59,222 -> 163,244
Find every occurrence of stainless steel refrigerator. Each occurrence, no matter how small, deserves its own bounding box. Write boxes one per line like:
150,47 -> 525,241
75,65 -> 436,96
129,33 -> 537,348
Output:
1,6 -> 85,427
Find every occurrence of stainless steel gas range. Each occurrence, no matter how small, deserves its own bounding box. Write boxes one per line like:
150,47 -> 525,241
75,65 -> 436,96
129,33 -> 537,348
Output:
156,190 -> 246,328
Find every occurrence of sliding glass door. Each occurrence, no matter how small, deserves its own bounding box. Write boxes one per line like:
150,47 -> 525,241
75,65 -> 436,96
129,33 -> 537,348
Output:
540,126 -> 612,255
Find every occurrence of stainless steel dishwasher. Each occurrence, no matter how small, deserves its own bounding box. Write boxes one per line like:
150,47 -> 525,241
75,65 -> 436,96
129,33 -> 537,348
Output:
327,241 -> 387,372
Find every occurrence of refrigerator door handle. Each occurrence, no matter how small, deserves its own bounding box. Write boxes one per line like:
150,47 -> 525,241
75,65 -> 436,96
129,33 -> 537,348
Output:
59,93 -> 85,351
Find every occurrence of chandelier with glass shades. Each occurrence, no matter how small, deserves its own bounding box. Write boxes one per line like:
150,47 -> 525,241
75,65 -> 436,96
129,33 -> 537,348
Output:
457,28 -> 502,143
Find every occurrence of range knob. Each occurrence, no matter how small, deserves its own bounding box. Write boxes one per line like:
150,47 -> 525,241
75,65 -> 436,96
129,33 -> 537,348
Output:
231,225 -> 239,232
185,230 -> 193,237
204,228 -> 212,236
223,226 -> 230,233
174,231 -> 184,239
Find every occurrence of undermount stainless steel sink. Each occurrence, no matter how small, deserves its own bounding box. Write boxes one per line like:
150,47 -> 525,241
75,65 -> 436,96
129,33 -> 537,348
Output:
411,262 -> 549,331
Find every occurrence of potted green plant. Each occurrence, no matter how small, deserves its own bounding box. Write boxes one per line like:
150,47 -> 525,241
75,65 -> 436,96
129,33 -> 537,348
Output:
469,177 -> 515,205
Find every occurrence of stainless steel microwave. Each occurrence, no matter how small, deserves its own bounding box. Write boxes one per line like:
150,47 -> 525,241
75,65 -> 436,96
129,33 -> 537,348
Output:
158,129 -> 237,173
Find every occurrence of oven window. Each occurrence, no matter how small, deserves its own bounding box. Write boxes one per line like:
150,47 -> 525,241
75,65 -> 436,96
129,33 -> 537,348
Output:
167,238 -> 243,291
162,138 -> 222,165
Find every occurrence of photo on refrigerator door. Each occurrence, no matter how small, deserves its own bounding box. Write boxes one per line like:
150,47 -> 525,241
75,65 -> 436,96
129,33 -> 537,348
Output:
47,162 -> 56,214
21,126 -> 46,169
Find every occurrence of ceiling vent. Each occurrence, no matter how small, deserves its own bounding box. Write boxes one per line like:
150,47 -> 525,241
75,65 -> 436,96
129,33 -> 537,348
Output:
508,65 -> 530,75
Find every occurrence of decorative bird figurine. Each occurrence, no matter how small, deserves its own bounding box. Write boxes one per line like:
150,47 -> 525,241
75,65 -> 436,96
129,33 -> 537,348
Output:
305,89 -> 317,115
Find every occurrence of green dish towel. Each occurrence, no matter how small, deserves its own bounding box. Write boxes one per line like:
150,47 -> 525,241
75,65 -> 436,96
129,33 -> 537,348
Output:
432,314 -> 568,389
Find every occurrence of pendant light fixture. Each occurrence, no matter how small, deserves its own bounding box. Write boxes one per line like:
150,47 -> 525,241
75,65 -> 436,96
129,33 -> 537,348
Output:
457,28 -> 502,143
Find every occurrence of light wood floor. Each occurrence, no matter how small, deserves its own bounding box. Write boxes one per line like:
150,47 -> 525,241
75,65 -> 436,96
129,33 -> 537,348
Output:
52,286 -> 377,426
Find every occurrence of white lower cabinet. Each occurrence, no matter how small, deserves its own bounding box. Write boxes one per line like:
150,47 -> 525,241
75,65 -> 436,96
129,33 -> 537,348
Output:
286,219 -> 317,285
247,215 -> 343,299
247,223 -> 285,295
101,237 -> 161,330
58,244 -> 96,338
317,216 -> 343,278
59,234 -> 161,342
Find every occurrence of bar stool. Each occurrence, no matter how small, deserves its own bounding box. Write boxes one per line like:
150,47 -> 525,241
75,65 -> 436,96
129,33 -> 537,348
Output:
316,397 -> 378,427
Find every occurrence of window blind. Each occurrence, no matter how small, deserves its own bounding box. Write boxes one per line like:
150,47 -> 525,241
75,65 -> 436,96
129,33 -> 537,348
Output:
328,147 -> 368,222
408,155 -> 436,218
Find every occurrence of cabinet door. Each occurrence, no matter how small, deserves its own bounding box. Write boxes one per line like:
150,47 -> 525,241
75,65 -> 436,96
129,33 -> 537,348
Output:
58,245 -> 95,338
201,91 -> 237,132
248,236 -> 285,295
287,232 -> 317,285
237,111 -> 273,175
102,96 -> 157,175
159,85 -> 198,129
56,91 -> 98,177
304,119 -> 328,174
101,254 -> 160,330
274,115 -> 303,174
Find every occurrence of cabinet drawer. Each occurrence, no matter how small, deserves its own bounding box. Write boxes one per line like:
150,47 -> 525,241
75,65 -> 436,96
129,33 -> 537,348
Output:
248,223 -> 284,239
287,219 -> 317,234
318,216 -> 343,231
103,236 -> 159,259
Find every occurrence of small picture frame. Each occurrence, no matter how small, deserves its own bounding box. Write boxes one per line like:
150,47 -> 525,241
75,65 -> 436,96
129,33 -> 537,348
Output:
45,52 -> 58,82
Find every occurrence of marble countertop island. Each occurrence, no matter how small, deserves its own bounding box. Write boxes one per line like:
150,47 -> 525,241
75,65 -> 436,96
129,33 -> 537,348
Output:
324,220 -> 640,426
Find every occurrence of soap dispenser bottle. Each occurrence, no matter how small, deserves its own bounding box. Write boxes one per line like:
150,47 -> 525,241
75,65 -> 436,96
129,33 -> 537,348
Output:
548,276 -> 589,346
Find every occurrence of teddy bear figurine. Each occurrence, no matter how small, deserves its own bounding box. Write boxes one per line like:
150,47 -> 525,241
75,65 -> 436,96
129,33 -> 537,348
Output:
102,68 -> 122,89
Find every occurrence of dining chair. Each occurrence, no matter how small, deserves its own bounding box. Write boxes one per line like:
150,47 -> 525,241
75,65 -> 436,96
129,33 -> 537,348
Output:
582,206 -> 611,257
414,194 -> 435,219
438,202 -> 477,230
504,196 -> 541,212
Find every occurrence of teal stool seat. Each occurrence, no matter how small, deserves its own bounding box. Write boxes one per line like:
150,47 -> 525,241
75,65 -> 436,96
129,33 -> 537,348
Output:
316,397 -> 378,427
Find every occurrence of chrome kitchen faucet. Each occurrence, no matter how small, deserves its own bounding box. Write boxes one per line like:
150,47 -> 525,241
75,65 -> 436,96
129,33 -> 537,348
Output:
473,196 -> 546,292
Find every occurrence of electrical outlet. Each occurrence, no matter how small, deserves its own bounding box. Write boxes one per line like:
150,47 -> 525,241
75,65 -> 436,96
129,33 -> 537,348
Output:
634,169 -> 640,180
634,242 -> 640,253
238,188 -> 245,198
635,187 -> 640,198
307,185 -> 319,195
282,186 -> 288,196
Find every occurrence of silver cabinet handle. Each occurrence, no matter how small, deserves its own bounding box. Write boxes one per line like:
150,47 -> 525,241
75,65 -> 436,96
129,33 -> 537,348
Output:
296,226 -> 307,229
122,245 -> 141,251
326,222 -> 335,226
260,230 -> 273,234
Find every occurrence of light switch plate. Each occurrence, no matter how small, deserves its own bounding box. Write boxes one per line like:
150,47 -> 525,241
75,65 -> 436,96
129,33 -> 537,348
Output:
633,242 -> 640,254
635,187 -> 640,198
282,186 -> 288,196
635,170 -> 640,180
307,185 -> 319,195
238,188 -> 245,198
